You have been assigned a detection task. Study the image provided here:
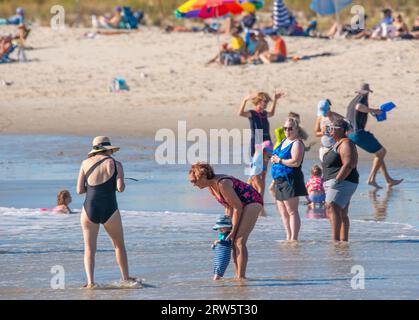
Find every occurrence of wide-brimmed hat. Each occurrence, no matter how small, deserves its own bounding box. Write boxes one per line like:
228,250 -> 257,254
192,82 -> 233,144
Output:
88,136 -> 120,157
356,83 -> 373,95
317,99 -> 331,116
212,215 -> 232,230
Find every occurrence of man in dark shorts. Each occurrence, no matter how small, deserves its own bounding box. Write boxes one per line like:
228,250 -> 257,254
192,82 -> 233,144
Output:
346,83 -> 403,189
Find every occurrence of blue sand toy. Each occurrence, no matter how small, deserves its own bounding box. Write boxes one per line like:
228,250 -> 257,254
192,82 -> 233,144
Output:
376,102 -> 396,122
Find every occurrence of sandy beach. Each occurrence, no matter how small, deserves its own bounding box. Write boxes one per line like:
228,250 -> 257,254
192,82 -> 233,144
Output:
1,26 -> 419,165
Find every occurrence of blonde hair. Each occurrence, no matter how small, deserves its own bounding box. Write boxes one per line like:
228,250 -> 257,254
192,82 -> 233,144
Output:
57,190 -> 71,206
189,162 -> 215,181
252,92 -> 272,106
285,117 -> 309,141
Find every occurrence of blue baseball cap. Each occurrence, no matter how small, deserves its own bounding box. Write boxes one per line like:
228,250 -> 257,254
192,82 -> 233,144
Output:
317,99 -> 331,116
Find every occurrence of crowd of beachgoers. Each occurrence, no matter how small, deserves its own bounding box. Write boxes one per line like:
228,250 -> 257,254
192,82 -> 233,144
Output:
0,4 -> 413,287
1,5 -> 418,65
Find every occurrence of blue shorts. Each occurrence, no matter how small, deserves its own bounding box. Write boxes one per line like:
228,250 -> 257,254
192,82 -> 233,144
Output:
309,193 -> 326,203
348,130 -> 382,154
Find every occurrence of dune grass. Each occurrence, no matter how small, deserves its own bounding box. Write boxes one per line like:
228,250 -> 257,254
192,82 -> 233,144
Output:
0,0 -> 417,29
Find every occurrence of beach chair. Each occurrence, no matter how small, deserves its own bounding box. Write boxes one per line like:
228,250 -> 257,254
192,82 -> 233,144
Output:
0,44 -> 17,63
121,7 -> 139,29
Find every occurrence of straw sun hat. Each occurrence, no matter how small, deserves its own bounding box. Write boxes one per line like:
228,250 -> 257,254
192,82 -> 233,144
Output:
88,136 -> 120,157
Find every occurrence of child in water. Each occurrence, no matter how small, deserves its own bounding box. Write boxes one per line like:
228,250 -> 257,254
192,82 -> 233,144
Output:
52,190 -> 73,214
239,90 -> 284,199
305,165 -> 325,209
211,216 -> 232,281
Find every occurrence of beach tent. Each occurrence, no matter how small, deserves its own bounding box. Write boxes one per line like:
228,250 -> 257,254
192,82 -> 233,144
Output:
273,0 -> 291,30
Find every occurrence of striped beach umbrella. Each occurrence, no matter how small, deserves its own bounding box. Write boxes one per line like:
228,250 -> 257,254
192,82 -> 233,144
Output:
273,0 -> 291,30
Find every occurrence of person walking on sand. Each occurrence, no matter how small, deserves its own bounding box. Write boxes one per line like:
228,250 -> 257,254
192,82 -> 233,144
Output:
239,90 -> 284,199
77,136 -> 136,288
346,83 -> 403,189
271,118 -> 308,241
323,119 -> 359,242
189,163 -> 263,280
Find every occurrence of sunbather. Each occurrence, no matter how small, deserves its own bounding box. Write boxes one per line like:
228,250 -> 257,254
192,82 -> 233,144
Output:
0,36 -> 15,62
259,34 -> 287,64
247,32 -> 269,64
412,16 -> 419,39
96,6 -> 123,29
207,43 -> 246,66
0,7 -> 24,25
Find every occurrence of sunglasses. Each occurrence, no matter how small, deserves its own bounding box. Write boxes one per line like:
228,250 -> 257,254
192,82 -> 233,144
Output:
283,127 -> 294,131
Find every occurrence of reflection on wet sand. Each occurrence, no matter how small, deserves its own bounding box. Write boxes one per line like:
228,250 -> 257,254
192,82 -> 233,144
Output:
369,189 -> 393,222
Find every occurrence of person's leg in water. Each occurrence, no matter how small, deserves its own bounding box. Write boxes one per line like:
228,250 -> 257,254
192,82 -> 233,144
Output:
368,147 -> 403,188
232,203 -> 261,280
104,210 -> 132,282
276,200 -> 291,240
250,174 -> 267,216
327,202 -> 342,241
340,204 -> 350,241
81,209 -> 100,288
269,181 -> 276,201
283,197 -> 301,240
380,160 -> 403,188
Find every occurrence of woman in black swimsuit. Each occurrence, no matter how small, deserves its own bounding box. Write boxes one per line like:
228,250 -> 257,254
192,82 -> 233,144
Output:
76,136 -> 133,288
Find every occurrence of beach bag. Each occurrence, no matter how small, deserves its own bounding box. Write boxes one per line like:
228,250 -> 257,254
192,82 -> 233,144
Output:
110,78 -> 130,92
222,52 -> 242,66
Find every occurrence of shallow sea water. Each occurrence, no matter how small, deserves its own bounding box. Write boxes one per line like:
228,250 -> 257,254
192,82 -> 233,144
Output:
0,134 -> 418,299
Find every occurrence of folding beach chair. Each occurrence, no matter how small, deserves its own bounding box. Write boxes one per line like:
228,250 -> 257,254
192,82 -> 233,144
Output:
0,44 -> 17,63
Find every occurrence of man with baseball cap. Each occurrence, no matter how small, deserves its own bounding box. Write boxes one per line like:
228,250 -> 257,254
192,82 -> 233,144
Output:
346,83 -> 403,189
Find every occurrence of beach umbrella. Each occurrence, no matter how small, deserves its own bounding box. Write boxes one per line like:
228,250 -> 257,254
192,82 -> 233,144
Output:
310,0 -> 352,23
239,1 -> 265,13
176,0 -> 244,19
273,0 -> 291,30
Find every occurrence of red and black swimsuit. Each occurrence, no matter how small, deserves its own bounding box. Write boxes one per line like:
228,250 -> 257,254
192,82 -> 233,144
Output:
214,176 -> 263,208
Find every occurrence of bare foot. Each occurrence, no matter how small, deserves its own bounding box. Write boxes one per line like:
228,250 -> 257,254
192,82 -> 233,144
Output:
213,275 -> 221,281
83,283 -> 98,289
367,180 -> 383,189
387,179 -> 404,188
234,276 -> 247,281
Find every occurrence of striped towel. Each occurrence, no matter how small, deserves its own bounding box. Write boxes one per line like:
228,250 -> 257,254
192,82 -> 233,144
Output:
213,240 -> 232,277
273,0 -> 290,30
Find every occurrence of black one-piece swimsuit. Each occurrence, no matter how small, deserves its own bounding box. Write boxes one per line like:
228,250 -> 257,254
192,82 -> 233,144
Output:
83,157 -> 118,224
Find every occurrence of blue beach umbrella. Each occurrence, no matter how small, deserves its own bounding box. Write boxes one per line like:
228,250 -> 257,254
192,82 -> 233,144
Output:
310,0 -> 352,16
